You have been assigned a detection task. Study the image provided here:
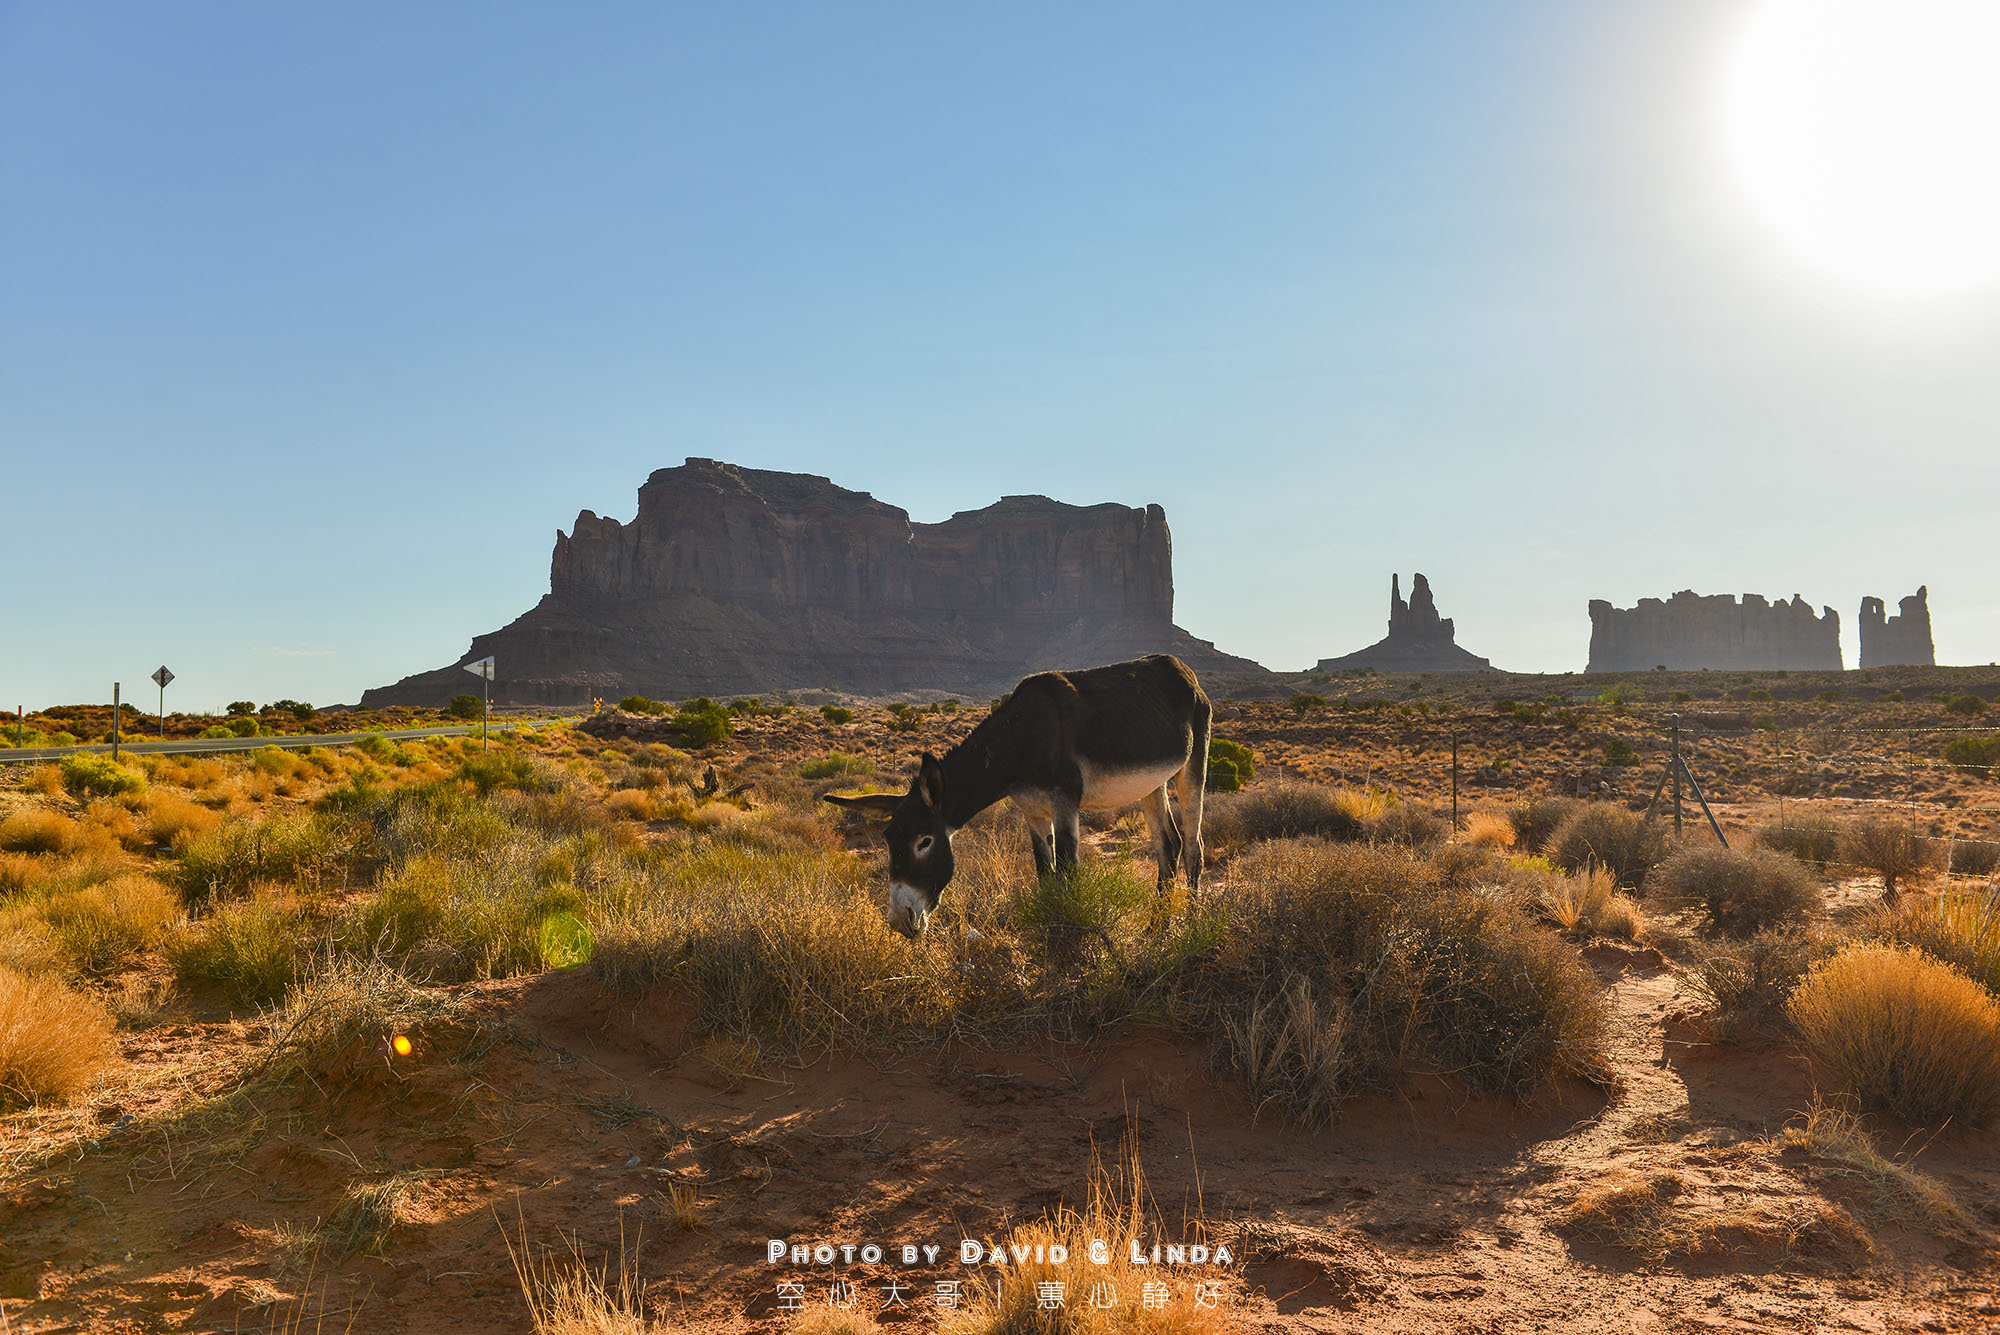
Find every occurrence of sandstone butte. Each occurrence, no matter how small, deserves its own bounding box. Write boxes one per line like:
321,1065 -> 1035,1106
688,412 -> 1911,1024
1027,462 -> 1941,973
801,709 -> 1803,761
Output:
361,459 -> 1265,706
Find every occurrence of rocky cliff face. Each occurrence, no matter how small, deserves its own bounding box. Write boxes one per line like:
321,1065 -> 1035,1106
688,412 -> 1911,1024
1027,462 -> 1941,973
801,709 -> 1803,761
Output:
1587,592 -> 1841,671
1313,573 -> 1496,673
362,459 -> 1261,705
1859,587 -> 1935,668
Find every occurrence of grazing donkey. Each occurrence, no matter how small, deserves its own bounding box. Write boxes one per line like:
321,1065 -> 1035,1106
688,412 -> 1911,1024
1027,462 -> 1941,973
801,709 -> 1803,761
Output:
825,654 -> 1211,937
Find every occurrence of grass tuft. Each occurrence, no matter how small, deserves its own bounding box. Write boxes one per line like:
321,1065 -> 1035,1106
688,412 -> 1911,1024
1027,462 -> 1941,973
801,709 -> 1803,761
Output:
0,964 -> 118,1108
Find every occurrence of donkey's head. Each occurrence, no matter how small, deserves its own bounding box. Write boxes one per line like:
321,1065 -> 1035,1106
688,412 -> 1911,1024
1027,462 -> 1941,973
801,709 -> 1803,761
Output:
824,752 -> 953,937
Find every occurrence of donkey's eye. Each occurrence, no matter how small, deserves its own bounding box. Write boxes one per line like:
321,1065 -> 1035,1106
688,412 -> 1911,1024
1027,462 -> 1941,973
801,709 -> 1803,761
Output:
914,836 -> 934,856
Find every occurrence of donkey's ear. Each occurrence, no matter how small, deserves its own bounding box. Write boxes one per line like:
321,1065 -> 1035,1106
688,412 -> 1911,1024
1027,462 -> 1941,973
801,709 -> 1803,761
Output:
823,792 -> 902,818
917,752 -> 946,810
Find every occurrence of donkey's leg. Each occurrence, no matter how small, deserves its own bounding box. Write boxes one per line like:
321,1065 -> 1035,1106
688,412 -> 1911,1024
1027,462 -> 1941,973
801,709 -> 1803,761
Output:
1140,785 -> 1181,892
1013,795 -> 1056,877
1051,791 -> 1082,870
1175,702 -> 1211,890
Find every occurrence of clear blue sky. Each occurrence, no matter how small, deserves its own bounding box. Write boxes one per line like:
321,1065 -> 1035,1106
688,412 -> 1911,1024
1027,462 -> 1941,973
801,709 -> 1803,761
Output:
4,2 -> 1997,711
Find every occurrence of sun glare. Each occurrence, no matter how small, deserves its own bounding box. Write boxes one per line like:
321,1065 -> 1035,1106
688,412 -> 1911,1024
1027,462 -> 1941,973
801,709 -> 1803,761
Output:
1718,0 -> 2000,294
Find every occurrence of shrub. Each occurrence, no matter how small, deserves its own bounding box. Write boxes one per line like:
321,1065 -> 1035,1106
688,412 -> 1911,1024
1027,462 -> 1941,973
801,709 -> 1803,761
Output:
675,699 -> 733,748
1842,816 -> 1935,899
1014,862 -> 1151,962
1600,738 -> 1640,767
1508,795 -> 1582,854
1877,689 -> 1905,703
1945,694 -> 1987,717
1948,838 -> 2000,878
1205,738 -> 1255,793
145,791 -> 221,849
264,956 -> 455,1087
819,705 -> 854,725
0,965 -> 117,1108
39,874 -> 179,972
1787,944 -> 2000,1126
171,811 -> 353,905
1203,782 -> 1366,855
1460,811 -> 1516,849
1759,812 -> 1839,869
225,701 -> 257,716
225,717 -> 260,737
799,752 -> 872,781
1216,840 -> 1609,1115
1856,889 -> 2000,997
1650,844 -> 1818,936
59,753 -> 147,800
1942,736 -> 2000,771
456,752 -> 566,796
172,896 -> 308,1005
1546,804 -> 1668,887
346,847 -> 594,983
0,809 -> 76,855
1289,692 -> 1327,713
1685,926 -> 1818,1039
448,694 -> 485,720
1369,803 -> 1449,849
197,725 -> 234,740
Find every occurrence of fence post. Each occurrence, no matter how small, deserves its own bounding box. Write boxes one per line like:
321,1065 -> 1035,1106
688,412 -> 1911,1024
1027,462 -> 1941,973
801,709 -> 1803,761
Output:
1451,732 -> 1459,830
1670,713 -> 1682,837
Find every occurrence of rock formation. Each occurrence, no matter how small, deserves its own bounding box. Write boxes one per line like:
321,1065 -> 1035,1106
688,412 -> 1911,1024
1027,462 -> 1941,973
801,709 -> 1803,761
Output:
1313,574 -> 1496,673
361,459 -> 1263,705
1587,592 -> 1841,671
1859,587 -> 1935,668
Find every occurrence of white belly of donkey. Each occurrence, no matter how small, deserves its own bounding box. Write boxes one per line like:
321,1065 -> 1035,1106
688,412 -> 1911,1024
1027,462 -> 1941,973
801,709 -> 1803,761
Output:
1078,758 -> 1185,811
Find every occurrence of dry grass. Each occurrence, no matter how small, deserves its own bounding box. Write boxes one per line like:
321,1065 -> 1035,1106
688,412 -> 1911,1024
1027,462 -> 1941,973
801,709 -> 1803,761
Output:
1787,943 -> 2000,1126
1857,887 -> 2000,997
1649,844 -> 1818,937
1545,803 -> 1668,887
663,1180 -> 704,1231
1684,926 -> 1818,1039
1781,1103 -> 1965,1228
1460,810 -> 1516,849
0,851 -> 47,897
263,955 -> 457,1089
0,808 -> 78,855
144,790 -> 222,849
38,873 -> 179,972
1759,812 -> 1839,869
323,1172 -> 427,1256
1559,1170 -> 1873,1263
941,1153 -> 1235,1335
172,893 -> 310,1005
0,964 -> 118,1108
507,1215 -> 651,1335
1201,782 -> 1366,857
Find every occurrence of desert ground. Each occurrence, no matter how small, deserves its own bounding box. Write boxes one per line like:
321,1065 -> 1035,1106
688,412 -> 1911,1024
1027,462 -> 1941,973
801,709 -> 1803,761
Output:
3,669 -> 1998,1334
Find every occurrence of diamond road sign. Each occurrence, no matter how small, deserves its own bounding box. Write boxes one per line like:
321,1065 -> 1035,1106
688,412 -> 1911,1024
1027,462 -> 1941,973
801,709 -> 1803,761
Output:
462,656 -> 495,681
151,666 -> 174,688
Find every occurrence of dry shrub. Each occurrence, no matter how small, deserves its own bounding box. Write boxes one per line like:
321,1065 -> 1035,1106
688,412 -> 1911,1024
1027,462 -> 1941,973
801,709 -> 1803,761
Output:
144,791 -> 222,850
39,873 -> 179,972
1201,782 -> 1366,857
0,851 -> 46,897
1781,1103 -> 1965,1228
171,810 -> 352,905
601,788 -> 656,822
26,765 -> 65,799
1460,810 -> 1516,849
1787,943 -> 2000,1126
1945,838 -> 2000,879
323,1173 -> 426,1257
1546,803 -> 1668,888
1368,802 -> 1449,849
172,894 -> 310,1005
942,1155 -> 1234,1335
0,809 -> 77,855
1560,1172 -> 1696,1259
1855,887 -> 2000,997
1684,925 -> 1818,1039
1759,812 -> 1839,869
264,955 -> 455,1088
81,799 -> 149,851
1650,844 -> 1818,936
0,964 -> 118,1107
1215,840 -> 1609,1117
1842,816 -> 1936,899
1558,1170 -> 1872,1263
1508,794 -> 1582,854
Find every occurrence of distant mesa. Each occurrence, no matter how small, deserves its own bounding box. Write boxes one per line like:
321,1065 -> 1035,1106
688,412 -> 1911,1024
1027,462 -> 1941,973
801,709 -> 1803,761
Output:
1587,591 -> 1841,671
1313,573 -> 1496,673
361,458 -> 1265,706
1858,587 -> 1935,668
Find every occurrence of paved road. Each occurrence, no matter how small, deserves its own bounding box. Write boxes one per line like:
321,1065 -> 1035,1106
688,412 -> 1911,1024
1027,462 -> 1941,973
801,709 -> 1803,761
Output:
0,719 -> 575,764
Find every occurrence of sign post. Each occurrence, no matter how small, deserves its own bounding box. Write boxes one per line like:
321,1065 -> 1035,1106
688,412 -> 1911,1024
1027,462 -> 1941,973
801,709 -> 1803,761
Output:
463,656 -> 495,752
152,665 -> 175,742
112,682 -> 121,760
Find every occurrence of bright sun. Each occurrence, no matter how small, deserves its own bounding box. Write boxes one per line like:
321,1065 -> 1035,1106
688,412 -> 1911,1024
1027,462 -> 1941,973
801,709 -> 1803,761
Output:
1718,0 -> 2000,294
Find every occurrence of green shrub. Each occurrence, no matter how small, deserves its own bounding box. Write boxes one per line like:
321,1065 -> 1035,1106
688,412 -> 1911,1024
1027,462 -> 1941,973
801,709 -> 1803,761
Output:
197,725 -> 233,740
1649,844 -> 1818,936
1747,688 -> 1774,702
1206,738 -> 1255,793
1508,795 -> 1582,855
354,733 -> 394,761
1015,862 -> 1152,963
1877,689 -> 1904,703
1945,694 -> 1987,717
1788,943 -> 2000,1127
172,898 -> 307,1005
1943,736 -> 2000,771
456,752 -> 564,796
1600,738 -> 1640,767
819,705 -> 854,725
1815,689 -> 1844,703
1289,692 -> 1327,713
448,694 -> 484,720
799,752 -> 872,781
58,754 -> 147,800
1546,804 -> 1668,888
225,701 -> 257,717
226,717 -> 259,737
676,699 -> 733,748
345,852 -> 592,983
171,812 -> 354,905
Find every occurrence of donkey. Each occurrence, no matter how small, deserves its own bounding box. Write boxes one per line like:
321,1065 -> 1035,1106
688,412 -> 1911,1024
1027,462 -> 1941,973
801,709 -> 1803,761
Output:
825,654 -> 1211,937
